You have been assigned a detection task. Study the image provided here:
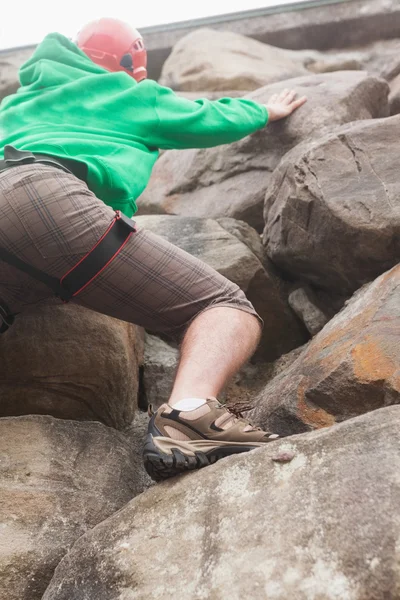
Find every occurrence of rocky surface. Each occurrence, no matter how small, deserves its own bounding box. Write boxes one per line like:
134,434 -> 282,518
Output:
389,72 -> 400,115
357,37 -> 400,81
1,6 -> 400,599
177,90 -> 246,100
305,50 -> 364,75
42,406 -> 400,600
0,48 -> 32,102
159,28 -> 310,91
264,114 -> 400,297
0,303 -> 144,429
142,334 -> 179,409
288,285 -> 330,336
137,72 -> 389,231
215,217 -> 265,263
161,28 -> 400,94
143,0 -> 400,79
135,215 -> 307,360
250,265 -> 400,436
0,415 -> 147,600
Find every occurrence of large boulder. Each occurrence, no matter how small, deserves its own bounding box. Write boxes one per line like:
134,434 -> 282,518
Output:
137,72 -> 389,231
389,72 -> 400,115
215,217 -> 265,263
0,303 -> 144,429
177,90 -> 246,100
142,333 -> 179,409
0,415 -> 147,600
304,50 -> 364,75
135,215 -> 306,361
142,0 -> 400,79
42,406 -> 400,600
358,37 -> 400,81
287,285 -> 331,336
249,265 -> 400,436
159,28 -> 310,91
264,114 -> 400,296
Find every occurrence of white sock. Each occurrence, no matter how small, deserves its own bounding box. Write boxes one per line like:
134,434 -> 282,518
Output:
172,398 -> 207,411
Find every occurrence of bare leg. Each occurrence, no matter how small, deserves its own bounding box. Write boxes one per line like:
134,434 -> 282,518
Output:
168,307 -> 262,406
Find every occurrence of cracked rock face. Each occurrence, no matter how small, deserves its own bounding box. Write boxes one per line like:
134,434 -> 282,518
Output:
0,303 -> 144,429
0,48 -> 33,102
159,27 -> 309,91
137,72 -> 389,231
263,114 -> 400,296
389,73 -> 400,115
0,416 -> 146,600
249,265 -> 400,436
42,406 -> 400,600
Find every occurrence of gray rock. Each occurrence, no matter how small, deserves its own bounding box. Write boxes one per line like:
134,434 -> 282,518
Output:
124,410 -> 155,492
137,72 -> 389,232
0,303 -> 144,429
288,286 -> 330,336
303,37 -> 400,80
215,217 -> 265,263
224,343 -> 308,413
389,72 -> 400,115
143,0 -> 400,80
143,334 -> 179,409
249,265 -> 400,436
216,219 -> 345,320
315,38 -> 400,83
42,406 -> 400,600
358,37 -> 400,81
0,415 -> 146,600
135,215 -> 306,361
264,114 -> 400,296
0,48 -> 33,102
305,52 -> 364,74
177,90 -> 246,100
159,28 -> 309,92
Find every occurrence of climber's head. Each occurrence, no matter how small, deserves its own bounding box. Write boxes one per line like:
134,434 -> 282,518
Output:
76,17 -> 147,82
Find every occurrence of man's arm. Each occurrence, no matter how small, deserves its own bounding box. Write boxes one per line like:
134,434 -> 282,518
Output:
142,81 -> 306,151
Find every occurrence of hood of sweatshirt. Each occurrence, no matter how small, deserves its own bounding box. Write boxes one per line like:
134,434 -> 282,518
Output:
18,33 -> 108,91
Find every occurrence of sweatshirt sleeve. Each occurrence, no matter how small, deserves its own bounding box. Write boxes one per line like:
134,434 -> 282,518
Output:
146,83 -> 268,150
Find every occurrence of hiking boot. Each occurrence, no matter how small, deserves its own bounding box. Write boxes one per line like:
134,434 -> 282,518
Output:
143,397 -> 279,481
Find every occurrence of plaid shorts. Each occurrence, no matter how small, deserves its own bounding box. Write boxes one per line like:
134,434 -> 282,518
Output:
0,164 -> 260,338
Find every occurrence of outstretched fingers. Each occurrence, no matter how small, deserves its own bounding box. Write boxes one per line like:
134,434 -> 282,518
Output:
264,88 -> 308,122
278,89 -> 296,104
289,95 -> 308,110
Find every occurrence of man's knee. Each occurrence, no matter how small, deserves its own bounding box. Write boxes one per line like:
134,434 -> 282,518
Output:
172,278 -> 262,341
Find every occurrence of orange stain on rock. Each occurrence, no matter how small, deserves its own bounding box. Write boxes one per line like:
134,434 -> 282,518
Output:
296,377 -> 336,429
310,305 -> 376,356
352,338 -> 398,386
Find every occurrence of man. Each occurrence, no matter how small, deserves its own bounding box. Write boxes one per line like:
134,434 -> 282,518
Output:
0,18 -> 307,480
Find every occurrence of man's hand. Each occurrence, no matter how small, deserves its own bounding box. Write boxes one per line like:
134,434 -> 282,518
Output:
264,89 -> 307,122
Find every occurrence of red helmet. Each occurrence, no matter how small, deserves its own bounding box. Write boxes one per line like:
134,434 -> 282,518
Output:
76,17 -> 147,82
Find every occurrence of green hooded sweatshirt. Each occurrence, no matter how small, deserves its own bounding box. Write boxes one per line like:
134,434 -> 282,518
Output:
0,33 -> 268,217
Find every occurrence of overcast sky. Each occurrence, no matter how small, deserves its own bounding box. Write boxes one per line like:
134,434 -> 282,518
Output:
0,0 -> 305,50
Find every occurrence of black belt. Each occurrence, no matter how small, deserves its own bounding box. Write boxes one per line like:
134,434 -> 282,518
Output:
0,145 -> 88,182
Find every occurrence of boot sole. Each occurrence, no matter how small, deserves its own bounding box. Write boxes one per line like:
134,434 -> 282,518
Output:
143,434 -> 260,481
